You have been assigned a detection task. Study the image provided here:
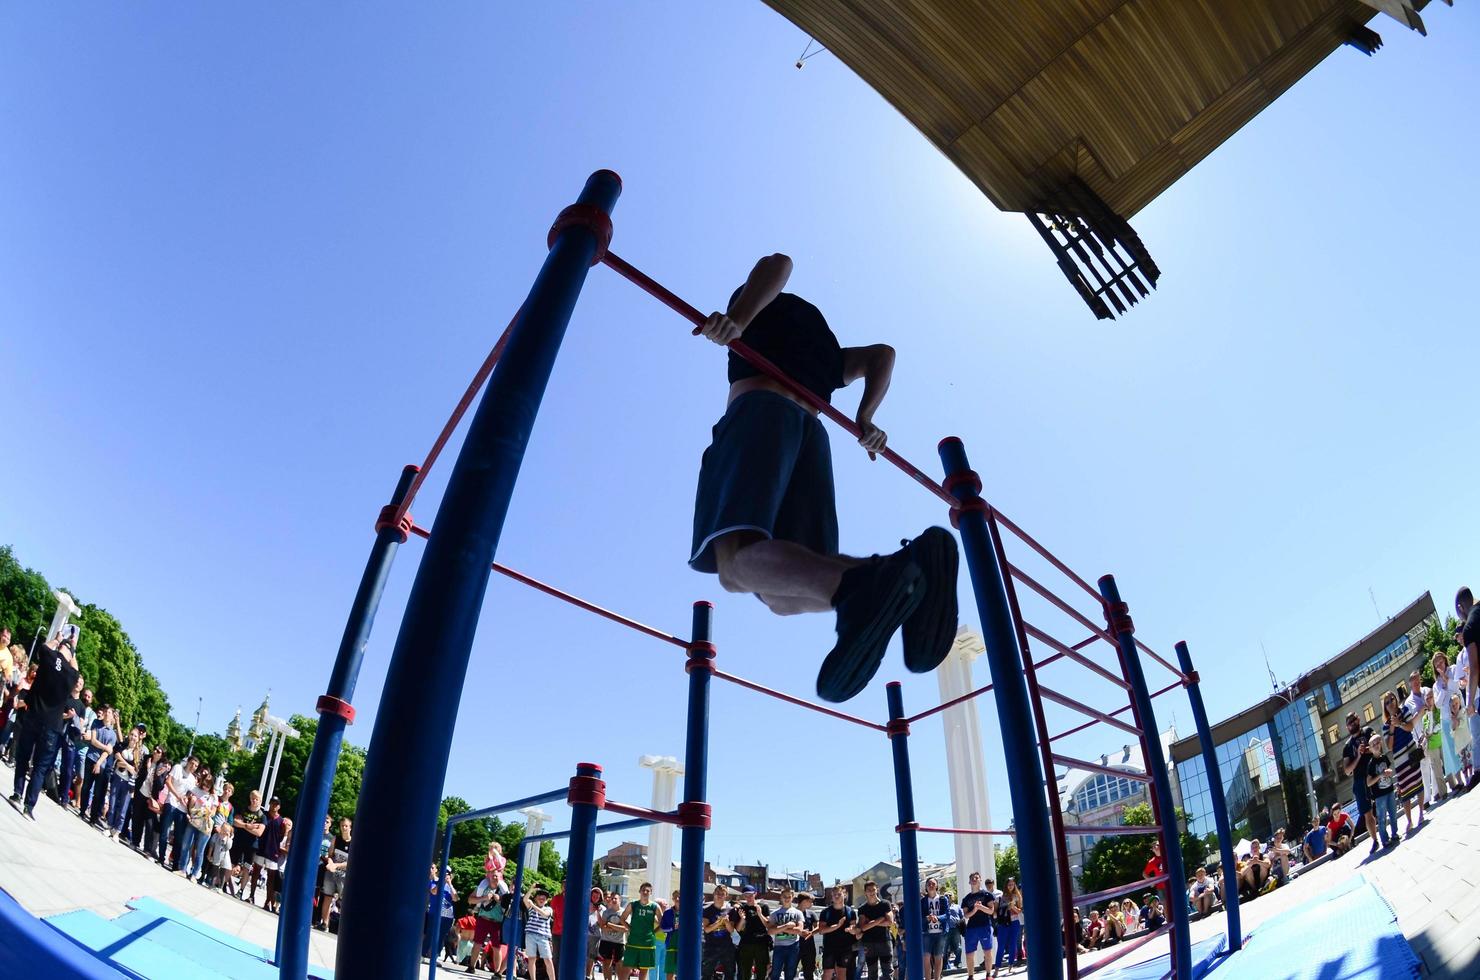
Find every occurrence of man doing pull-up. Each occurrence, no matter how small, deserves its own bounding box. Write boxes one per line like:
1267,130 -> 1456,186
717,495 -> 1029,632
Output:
689,253 -> 958,702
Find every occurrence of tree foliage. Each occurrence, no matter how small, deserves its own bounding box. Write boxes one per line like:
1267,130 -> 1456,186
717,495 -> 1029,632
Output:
994,845 -> 1019,887
435,796 -> 566,902
1078,804 -> 1205,903
1416,615 -> 1462,687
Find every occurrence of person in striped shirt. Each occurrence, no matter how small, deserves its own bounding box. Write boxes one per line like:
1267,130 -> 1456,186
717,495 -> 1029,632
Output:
524,887 -> 557,980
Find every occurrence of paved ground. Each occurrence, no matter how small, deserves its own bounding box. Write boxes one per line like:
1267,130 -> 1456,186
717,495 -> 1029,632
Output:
1078,781 -> 1480,978
0,774 -> 339,973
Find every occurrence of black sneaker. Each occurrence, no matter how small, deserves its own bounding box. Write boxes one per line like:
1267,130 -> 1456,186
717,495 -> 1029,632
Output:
22,806 -> 35,821
899,527 -> 958,673
816,551 -> 924,703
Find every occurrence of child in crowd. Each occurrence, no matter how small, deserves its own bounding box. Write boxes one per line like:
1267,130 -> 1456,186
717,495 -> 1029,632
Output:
1366,733 -> 1399,849
209,820 -> 236,893
1451,694 -> 1474,784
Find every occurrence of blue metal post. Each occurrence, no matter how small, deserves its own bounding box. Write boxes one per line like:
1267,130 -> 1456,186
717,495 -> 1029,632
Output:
428,818 -> 460,980
1099,576 -> 1191,979
885,683 -> 925,980
278,464 -> 419,977
505,857 -> 527,980
336,170 -> 622,979
678,602 -> 712,980
936,437 -> 1061,980
1175,640 -> 1240,952
560,764 -> 604,980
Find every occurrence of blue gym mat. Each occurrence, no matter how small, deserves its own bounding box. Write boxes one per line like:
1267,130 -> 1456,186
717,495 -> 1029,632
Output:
121,896 -> 334,979
1088,932 -> 1229,980
45,908 -> 237,980
1204,875 -> 1421,980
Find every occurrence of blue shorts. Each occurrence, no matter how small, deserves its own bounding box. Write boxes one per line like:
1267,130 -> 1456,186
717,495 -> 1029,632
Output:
690,391 -> 838,573
923,932 -> 947,958
963,926 -> 993,954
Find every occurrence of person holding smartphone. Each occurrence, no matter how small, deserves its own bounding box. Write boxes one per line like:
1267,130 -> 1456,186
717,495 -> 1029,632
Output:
1340,713 -> 1379,851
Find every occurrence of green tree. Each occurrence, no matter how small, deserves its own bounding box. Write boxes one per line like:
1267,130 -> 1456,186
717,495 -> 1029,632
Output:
1416,615 -> 1462,686
994,844 -> 1019,886
0,545 -> 55,653
1078,804 -> 1204,900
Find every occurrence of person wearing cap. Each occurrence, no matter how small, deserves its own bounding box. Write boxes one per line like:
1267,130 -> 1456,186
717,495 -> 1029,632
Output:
105,722 -> 146,840
8,623 -> 81,819
735,884 -> 772,980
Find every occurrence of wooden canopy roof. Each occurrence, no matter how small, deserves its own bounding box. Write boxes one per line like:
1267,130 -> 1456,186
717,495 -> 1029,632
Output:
763,0 -> 1421,220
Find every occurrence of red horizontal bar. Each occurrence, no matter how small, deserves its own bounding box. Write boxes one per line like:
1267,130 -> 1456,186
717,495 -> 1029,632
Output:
601,250 -> 955,507
1023,622 -> 1130,690
1135,638 -> 1189,683
1079,924 -> 1172,977
709,668 -> 888,732
1037,684 -> 1141,737
1006,564 -> 1118,649
908,825 -> 1015,837
602,800 -> 683,826
409,524 -> 689,650
1051,753 -> 1152,782
1060,824 -> 1164,837
904,681 -> 995,724
385,309 -> 521,529
991,511 -> 1105,605
1048,679 -> 1182,742
1075,874 -> 1169,909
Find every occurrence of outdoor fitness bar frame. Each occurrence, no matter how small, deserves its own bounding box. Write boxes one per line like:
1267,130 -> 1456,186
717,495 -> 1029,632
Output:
307,171 -> 1240,980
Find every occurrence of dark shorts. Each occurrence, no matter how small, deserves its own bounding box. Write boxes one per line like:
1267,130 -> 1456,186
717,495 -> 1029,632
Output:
690,391 -> 838,574
821,945 -> 855,970
1355,789 -> 1373,816
599,940 -> 626,961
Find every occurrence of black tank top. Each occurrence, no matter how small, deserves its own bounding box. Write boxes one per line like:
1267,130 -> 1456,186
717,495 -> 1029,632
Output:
727,290 -> 845,404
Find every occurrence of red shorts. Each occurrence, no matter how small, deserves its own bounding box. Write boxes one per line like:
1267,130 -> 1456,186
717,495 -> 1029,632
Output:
475,918 -> 502,946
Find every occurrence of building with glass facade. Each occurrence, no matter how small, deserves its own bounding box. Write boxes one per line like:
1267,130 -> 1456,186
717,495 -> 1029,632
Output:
1170,592 -> 1436,850
1058,729 -> 1180,894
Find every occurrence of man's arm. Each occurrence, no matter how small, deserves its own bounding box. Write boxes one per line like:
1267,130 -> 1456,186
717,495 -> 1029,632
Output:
1469,641 -> 1479,714
841,345 -> 895,459
700,254 -> 793,345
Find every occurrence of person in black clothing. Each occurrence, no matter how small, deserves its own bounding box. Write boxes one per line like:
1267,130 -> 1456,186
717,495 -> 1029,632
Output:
1340,712 -> 1380,851
958,872 -> 996,980
796,892 -> 819,980
702,884 -> 740,980
735,886 -> 771,980
1457,588 -> 1480,791
690,255 -> 959,703
9,625 -> 81,819
816,887 -> 856,980
854,881 -> 892,980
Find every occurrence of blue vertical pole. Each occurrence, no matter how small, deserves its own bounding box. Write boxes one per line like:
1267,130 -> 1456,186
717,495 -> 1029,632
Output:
278,463 -> 419,978
429,819 -> 459,980
506,857 -> 528,980
560,765 -> 604,980
936,437 -> 1061,980
678,602 -> 713,980
1175,640 -> 1240,952
336,170 -> 622,979
1099,576 -> 1191,979
885,683 -> 925,980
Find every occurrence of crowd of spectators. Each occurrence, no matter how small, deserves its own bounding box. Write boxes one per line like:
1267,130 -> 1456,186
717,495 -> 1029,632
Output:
0,625 -> 353,932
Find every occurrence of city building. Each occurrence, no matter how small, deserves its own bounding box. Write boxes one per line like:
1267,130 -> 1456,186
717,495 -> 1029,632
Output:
1058,728 -> 1179,895
1171,592 -> 1437,849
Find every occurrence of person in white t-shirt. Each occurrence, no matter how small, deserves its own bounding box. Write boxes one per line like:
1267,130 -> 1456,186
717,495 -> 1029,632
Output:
163,755 -> 199,871
1432,650 -> 1463,793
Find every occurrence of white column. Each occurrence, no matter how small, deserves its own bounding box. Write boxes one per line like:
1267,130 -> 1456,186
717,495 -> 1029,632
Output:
520,807 -> 553,873
264,728 -> 289,802
258,728 -> 280,795
640,755 -> 683,900
48,590 -> 81,642
937,626 -> 997,888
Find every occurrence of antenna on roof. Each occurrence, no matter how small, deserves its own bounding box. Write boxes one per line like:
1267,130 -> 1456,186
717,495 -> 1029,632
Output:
1262,640 -> 1279,693
1369,587 -> 1384,620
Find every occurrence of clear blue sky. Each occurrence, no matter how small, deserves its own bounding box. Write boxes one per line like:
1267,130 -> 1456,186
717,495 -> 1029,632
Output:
3,3 -> 1477,884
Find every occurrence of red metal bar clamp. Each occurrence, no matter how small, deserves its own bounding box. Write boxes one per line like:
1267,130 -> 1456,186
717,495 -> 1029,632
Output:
567,767 -> 608,808
685,641 -> 717,674
886,717 -> 911,738
374,505 -> 414,543
549,205 -> 614,266
948,498 -> 989,530
675,801 -> 712,830
316,694 -> 356,724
